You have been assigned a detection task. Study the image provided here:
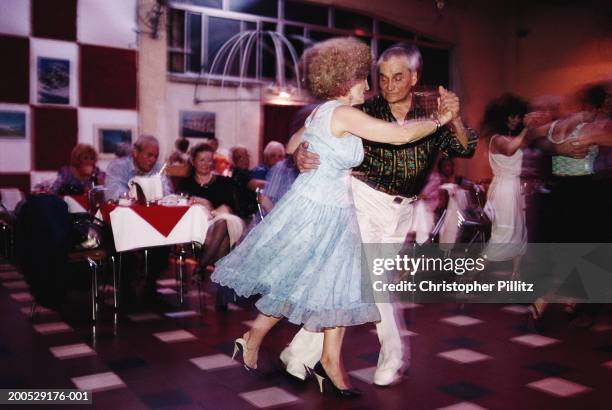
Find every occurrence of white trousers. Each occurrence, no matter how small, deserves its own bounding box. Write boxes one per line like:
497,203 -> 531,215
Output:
281,177 -> 416,372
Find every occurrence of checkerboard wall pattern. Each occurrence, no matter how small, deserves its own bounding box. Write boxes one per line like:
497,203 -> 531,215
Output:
0,0 -> 138,191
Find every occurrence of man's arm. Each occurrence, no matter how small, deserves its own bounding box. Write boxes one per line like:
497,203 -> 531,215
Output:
161,174 -> 173,196
104,160 -> 129,201
438,88 -> 478,158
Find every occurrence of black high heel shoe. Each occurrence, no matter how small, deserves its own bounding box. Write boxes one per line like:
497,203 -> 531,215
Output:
310,361 -> 361,398
232,338 -> 256,371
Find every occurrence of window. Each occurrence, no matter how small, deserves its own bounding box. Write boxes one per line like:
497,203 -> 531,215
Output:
173,0 -> 222,8
167,9 -> 185,73
207,17 -> 242,75
333,8 -> 372,35
229,0 -> 278,17
379,21 -> 414,40
167,0 -> 451,89
167,9 -> 202,74
284,1 -> 328,26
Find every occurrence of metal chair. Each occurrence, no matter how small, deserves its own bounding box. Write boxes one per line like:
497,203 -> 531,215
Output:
30,249 -> 118,323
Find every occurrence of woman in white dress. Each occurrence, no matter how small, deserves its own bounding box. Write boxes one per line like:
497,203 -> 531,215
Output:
482,94 -> 529,276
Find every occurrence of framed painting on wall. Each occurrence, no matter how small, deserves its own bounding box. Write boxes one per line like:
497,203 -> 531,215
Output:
0,110 -> 26,139
179,110 -> 215,138
95,125 -> 134,159
37,57 -> 70,105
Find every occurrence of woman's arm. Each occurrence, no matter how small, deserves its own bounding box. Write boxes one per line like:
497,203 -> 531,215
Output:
577,119 -> 612,147
286,127 -> 305,154
490,128 -> 527,156
332,105 -> 452,145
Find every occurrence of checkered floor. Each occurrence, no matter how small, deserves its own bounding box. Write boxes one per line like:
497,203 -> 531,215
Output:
1,262 -> 611,409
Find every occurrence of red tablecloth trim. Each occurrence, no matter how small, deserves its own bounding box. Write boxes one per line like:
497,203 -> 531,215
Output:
101,203 -> 191,237
100,203 -> 116,223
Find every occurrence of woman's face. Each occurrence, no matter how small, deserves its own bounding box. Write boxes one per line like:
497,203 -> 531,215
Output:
349,79 -> 369,106
193,151 -> 214,175
78,155 -> 96,177
506,114 -> 522,132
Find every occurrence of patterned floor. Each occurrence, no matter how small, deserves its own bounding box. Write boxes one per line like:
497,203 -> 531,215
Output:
1,262 -> 611,410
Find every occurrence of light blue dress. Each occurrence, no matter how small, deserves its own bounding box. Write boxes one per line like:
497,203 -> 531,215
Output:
211,100 -> 381,331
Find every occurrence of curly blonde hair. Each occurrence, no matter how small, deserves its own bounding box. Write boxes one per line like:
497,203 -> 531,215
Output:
301,37 -> 371,100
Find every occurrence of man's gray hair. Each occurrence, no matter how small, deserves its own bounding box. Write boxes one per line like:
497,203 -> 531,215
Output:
133,134 -> 159,151
263,141 -> 285,157
377,43 -> 423,80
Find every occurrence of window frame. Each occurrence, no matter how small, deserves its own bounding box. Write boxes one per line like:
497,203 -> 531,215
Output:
167,0 -> 453,90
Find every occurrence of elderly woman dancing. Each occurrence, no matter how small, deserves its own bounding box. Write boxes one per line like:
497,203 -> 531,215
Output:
211,37 -> 453,397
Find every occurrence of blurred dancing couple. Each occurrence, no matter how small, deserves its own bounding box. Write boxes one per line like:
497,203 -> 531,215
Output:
211,37 -> 474,398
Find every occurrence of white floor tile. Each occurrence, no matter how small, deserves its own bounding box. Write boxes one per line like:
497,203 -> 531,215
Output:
153,330 -> 197,343
156,278 -> 177,287
591,323 -> 612,333
2,280 -> 28,289
399,302 -> 423,309
20,306 -> 54,315
50,343 -> 95,360
239,387 -> 301,408
437,349 -> 492,364
157,287 -> 177,295
0,271 -> 22,280
189,354 -> 240,370
436,402 -> 488,410
440,315 -> 483,326
511,334 -> 560,348
71,372 -> 126,393
33,322 -> 72,335
10,292 -> 33,302
370,328 -> 417,337
527,377 -> 591,398
164,310 -> 198,318
501,305 -> 529,314
348,366 -> 377,384
127,312 -> 162,322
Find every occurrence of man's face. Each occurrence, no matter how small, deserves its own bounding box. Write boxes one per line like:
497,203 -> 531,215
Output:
133,142 -> 159,173
265,148 -> 285,167
378,56 -> 417,104
233,148 -> 250,170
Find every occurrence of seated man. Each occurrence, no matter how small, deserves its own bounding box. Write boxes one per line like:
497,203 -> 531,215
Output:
105,135 -> 172,201
250,141 -> 285,180
104,135 -> 172,306
229,145 -> 264,220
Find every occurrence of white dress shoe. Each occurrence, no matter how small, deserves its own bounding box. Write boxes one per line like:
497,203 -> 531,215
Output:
279,350 -> 307,380
373,363 -> 404,386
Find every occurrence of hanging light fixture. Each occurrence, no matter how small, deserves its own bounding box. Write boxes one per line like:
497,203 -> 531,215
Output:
193,30 -> 309,105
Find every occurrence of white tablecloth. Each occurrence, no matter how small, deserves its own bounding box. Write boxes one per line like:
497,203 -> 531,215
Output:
109,205 -> 210,252
0,188 -> 24,211
64,196 -> 87,213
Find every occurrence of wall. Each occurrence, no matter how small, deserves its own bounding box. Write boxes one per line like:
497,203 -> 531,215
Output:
0,0 -> 138,190
508,1 -> 611,99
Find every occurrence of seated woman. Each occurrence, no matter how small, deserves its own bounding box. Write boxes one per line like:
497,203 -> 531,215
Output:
51,144 -> 105,195
177,143 -> 244,310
